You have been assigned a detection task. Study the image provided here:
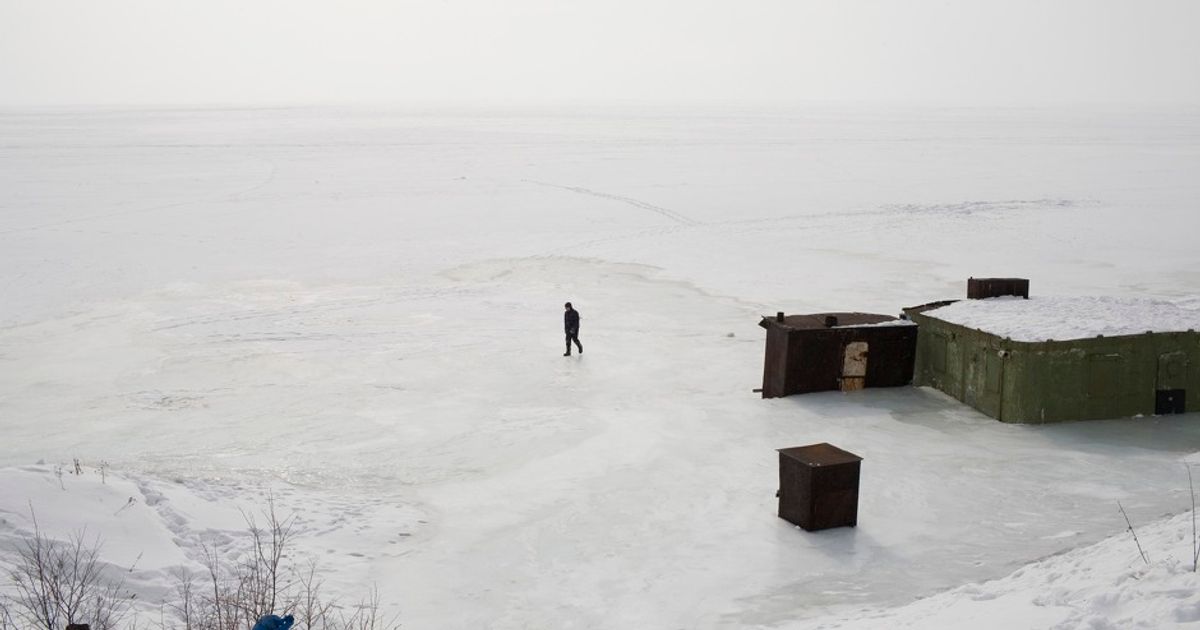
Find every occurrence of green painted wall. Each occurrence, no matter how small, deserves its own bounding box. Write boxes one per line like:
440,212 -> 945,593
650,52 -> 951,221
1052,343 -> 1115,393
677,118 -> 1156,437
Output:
906,309 -> 1200,423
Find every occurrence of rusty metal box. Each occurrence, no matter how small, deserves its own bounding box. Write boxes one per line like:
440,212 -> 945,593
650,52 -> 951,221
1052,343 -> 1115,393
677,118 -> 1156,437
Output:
777,443 -> 862,531
967,277 -> 1030,299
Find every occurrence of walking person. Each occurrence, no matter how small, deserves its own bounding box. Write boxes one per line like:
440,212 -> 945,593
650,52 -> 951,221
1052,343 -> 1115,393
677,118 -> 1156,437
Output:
563,302 -> 583,356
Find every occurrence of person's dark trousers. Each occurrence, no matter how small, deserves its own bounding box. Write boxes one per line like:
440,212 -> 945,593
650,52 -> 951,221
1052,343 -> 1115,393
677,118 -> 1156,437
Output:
565,330 -> 583,355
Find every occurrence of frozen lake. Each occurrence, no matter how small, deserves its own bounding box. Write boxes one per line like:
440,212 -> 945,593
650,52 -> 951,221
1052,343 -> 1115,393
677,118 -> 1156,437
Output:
2,106 -> 1200,628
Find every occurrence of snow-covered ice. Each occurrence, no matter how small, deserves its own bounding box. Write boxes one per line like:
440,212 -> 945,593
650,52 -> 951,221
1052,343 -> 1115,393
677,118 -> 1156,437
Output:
2,105 -> 1200,628
792,509 -> 1200,629
921,295 -> 1200,342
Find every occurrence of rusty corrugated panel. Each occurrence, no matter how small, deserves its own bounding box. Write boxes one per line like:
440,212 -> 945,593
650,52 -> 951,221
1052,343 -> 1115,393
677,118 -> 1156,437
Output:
761,324 -> 791,398
777,443 -> 862,531
789,330 -> 842,393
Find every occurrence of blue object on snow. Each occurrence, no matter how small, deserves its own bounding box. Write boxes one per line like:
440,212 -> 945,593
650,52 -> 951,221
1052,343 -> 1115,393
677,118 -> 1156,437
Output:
252,614 -> 295,630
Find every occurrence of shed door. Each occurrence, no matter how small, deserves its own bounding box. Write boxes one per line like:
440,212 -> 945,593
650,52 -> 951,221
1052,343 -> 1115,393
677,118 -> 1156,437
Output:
1157,352 -> 1188,415
1156,390 -> 1186,415
1158,352 -> 1188,390
841,342 -> 868,392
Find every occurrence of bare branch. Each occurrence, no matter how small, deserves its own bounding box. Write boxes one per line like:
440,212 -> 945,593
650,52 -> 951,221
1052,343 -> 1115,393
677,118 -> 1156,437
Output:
1190,464 -> 1198,572
1118,500 -> 1149,565
6,510 -> 133,630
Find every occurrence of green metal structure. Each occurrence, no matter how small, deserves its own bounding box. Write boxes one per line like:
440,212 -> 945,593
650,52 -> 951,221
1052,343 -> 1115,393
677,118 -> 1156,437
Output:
905,303 -> 1200,423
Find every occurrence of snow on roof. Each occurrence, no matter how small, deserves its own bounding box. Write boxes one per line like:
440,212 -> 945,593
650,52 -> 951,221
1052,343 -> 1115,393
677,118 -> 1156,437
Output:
922,296 -> 1200,342
767,312 -> 897,330
833,319 -> 916,329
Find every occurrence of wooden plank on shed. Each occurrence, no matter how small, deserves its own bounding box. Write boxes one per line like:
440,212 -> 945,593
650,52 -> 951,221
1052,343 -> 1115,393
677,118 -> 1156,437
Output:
840,341 -> 868,391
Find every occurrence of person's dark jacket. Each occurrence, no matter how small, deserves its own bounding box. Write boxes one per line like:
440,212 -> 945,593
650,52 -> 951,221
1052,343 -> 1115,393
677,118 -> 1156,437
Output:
253,616 -> 295,630
564,308 -> 580,334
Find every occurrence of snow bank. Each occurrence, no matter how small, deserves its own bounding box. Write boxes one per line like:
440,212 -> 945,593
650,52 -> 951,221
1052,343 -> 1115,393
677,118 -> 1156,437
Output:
791,509 -> 1200,630
0,465 -> 201,613
0,464 -> 418,617
0,465 -> 189,572
924,296 -> 1200,342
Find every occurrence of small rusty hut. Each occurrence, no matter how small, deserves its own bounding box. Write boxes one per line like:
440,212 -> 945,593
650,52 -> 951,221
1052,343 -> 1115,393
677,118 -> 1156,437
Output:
758,312 -> 918,398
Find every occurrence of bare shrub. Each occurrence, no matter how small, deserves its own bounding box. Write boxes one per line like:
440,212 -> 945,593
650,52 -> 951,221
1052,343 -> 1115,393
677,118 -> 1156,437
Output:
167,499 -> 398,630
3,515 -> 134,630
2,501 -> 397,630
335,587 -> 390,630
1,598 -> 16,630
292,560 -> 336,630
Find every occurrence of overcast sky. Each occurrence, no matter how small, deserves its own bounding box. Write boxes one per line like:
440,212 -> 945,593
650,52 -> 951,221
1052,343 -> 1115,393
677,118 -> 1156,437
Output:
2,0 -> 1198,107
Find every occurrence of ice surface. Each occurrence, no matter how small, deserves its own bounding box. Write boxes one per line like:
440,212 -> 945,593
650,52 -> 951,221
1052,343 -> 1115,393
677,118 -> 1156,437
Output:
2,106 -> 1200,628
923,295 -> 1200,341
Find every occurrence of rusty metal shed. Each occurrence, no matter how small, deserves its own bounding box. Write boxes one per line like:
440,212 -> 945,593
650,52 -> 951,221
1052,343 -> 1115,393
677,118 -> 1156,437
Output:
758,311 -> 918,398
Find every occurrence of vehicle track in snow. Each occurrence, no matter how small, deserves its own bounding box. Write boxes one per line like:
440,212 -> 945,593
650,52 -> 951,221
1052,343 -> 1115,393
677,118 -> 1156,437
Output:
524,179 -> 701,226
547,197 -> 1085,256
